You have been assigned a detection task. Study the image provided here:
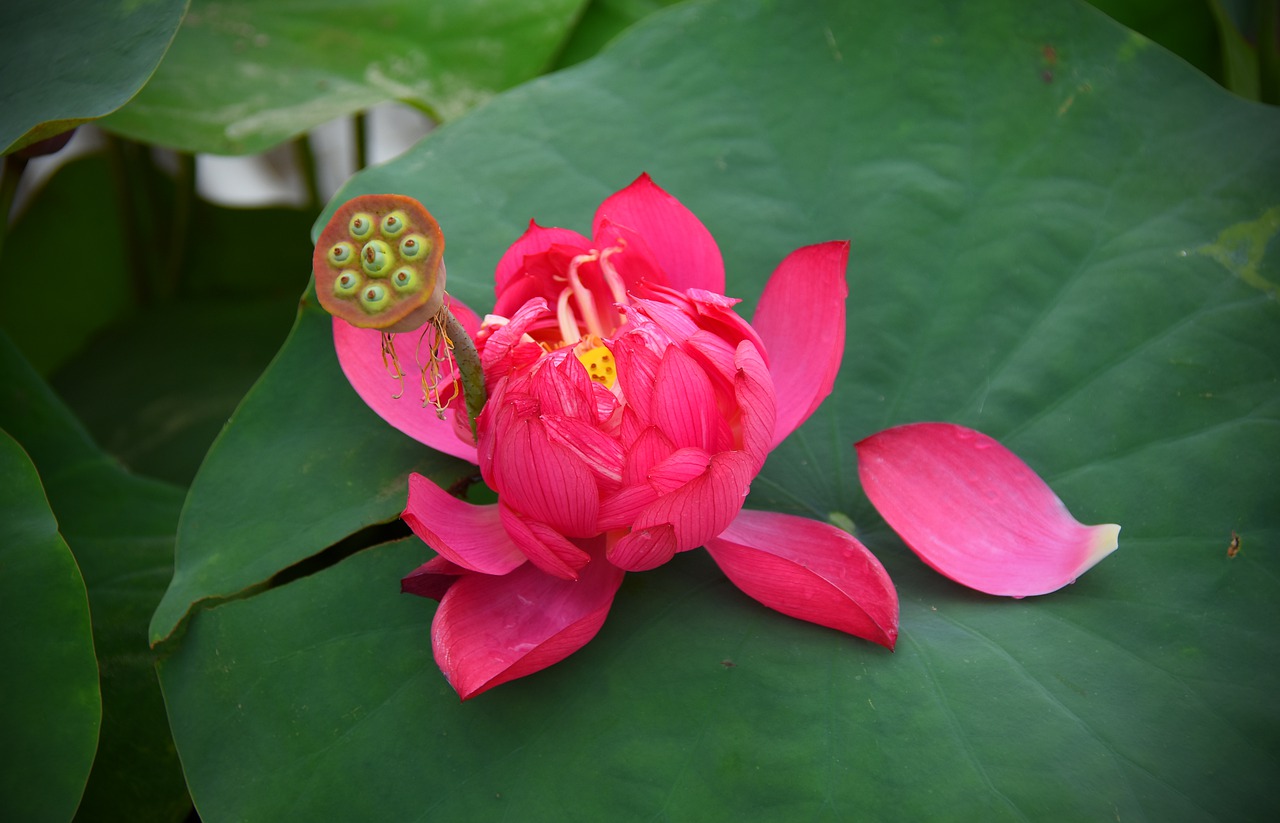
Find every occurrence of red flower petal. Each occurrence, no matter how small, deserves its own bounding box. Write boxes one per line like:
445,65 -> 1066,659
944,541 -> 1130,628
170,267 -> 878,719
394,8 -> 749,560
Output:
432,550 -> 625,700
651,345 -> 729,452
402,474 -> 527,575
856,423 -> 1121,597
498,502 -> 592,581
493,220 -> 591,295
751,241 -> 848,447
592,173 -> 725,293
401,555 -> 468,601
705,509 -> 898,649
632,450 -> 755,553
607,523 -> 678,571
331,301 -> 482,464
492,418 -> 600,537
732,341 -> 776,470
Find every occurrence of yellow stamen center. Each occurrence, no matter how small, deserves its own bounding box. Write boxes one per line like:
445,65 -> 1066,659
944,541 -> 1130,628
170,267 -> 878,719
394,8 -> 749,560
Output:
575,337 -> 617,389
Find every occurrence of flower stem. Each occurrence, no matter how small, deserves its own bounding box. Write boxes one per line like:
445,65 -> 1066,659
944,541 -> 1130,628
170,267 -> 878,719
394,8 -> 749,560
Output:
444,305 -> 486,438
0,152 -> 29,262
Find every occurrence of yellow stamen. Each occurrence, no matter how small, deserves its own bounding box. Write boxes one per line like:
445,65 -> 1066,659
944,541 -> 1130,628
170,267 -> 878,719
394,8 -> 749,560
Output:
575,337 -> 617,390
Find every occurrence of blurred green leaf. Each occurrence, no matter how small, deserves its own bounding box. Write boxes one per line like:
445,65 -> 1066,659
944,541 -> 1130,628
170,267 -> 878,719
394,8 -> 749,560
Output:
45,181 -> 313,485
553,0 -> 684,68
1086,0 -> 1222,81
0,0 -> 189,155
148,289 -> 470,643
0,333 -> 190,822
0,429 -> 100,823
51,298 -> 299,487
157,0 -> 1280,818
0,154 -> 136,375
100,0 -> 589,155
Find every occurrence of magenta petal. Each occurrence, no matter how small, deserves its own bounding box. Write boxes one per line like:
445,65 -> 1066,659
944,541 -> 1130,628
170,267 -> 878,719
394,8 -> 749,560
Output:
401,555 -> 467,601
856,423 -> 1121,597
332,309 -> 480,464
732,341 -> 776,470
592,174 -> 725,293
499,502 -> 592,581
607,523 -> 678,571
494,221 -> 591,294
705,509 -> 899,649
652,345 -> 723,452
432,552 -> 625,700
493,418 -> 599,537
751,242 -> 848,447
633,450 -> 755,553
402,474 -> 526,576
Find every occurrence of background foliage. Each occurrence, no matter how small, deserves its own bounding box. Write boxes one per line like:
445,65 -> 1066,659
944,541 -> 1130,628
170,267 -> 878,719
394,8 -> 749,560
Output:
1,0 -> 1277,820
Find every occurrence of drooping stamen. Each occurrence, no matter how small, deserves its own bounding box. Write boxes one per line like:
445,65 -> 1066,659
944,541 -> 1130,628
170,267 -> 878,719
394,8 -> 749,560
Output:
414,309 -> 457,420
380,332 -> 406,400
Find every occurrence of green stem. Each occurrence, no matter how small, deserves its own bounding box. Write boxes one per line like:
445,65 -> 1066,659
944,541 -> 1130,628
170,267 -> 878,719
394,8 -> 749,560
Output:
293,134 -> 320,213
106,134 -> 153,305
1259,0 -> 1279,105
0,152 -> 29,262
353,111 -> 369,172
162,152 -> 196,299
444,304 -> 486,438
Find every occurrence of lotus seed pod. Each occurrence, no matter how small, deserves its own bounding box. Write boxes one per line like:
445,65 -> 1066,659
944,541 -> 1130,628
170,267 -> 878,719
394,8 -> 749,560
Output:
328,242 -> 355,267
361,240 -> 393,276
399,234 -> 430,261
334,270 -> 361,296
349,213 -> 375,240
381,211 -> 408,237
313,194 -> 447,333
391,267 -> 417,292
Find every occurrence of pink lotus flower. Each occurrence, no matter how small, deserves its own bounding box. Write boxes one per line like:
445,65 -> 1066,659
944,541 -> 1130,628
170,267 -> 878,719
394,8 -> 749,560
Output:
328,175 -> 1119,700
333,175 -> 897,698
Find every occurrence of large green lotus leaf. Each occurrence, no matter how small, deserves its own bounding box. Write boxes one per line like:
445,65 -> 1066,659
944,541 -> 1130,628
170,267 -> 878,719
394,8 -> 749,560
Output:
0,430 -> 100,823
158,0 -> 1280,818
100,0 -> 588,155
148,290 -> 471,642
0,334 -> 190,822
0,0 -> 189,155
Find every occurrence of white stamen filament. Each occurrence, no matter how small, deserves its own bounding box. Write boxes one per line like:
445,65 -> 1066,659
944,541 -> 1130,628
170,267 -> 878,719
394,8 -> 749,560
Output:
598,245 -> 629,330
556,288 -> 581,345
567,252 -> 606,338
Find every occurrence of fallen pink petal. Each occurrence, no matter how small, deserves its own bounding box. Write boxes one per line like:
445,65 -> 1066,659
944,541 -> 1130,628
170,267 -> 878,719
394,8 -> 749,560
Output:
855,423 -> 1120,597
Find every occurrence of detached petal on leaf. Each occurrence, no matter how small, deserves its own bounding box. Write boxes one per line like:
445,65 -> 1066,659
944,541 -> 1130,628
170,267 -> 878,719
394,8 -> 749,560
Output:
432,552 -> 625,700
752,241 -> 848,447
856,423 -> 1120,597
705,509 -> 898,649
331,301 -> 482,464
